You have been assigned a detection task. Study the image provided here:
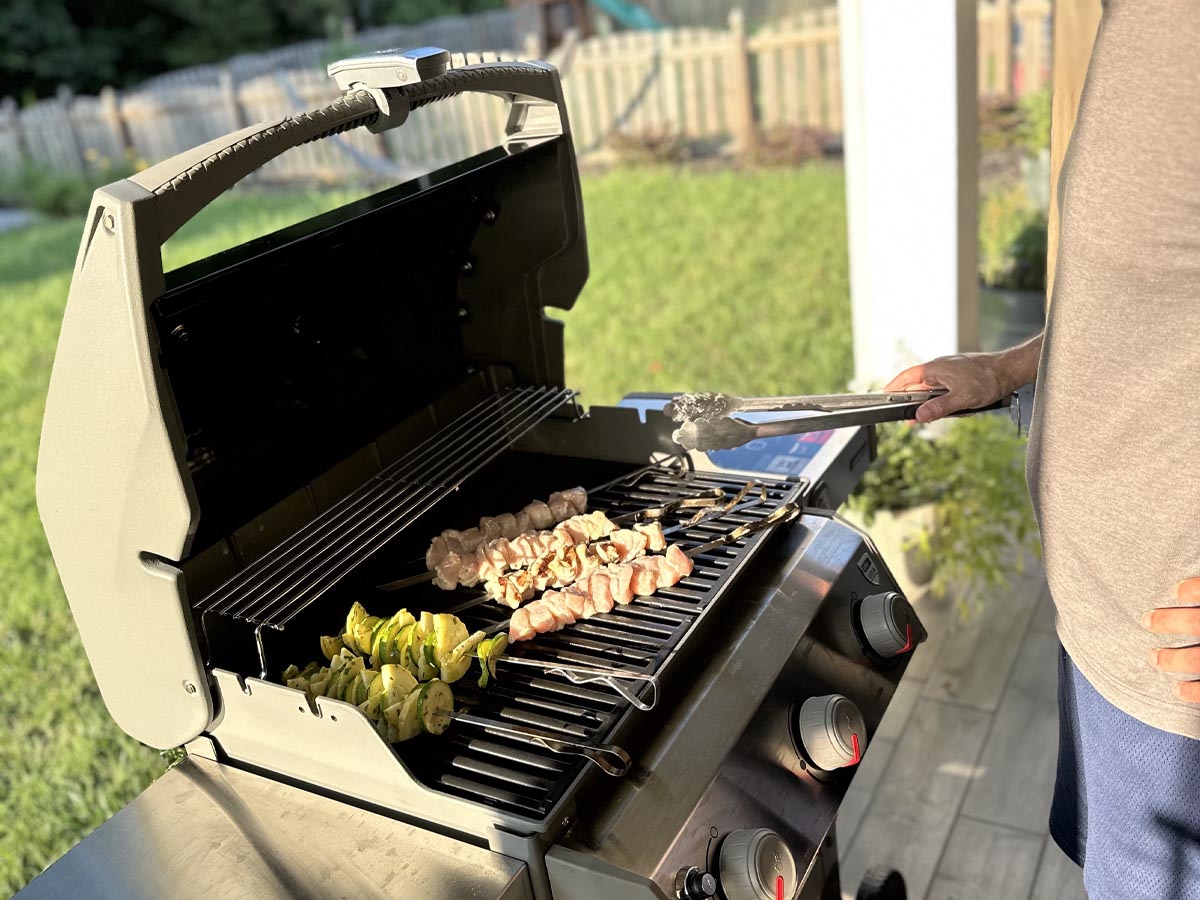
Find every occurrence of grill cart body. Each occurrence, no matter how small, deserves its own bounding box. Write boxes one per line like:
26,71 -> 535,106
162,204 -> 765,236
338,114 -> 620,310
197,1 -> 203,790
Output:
29,51 -> 920,900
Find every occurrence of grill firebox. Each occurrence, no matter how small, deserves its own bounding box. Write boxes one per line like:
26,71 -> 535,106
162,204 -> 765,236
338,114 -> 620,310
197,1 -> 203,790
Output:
381,465 -> 805,819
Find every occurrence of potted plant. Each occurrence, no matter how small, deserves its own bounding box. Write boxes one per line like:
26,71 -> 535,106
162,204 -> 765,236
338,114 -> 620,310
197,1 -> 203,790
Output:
843,414 -> 1040,614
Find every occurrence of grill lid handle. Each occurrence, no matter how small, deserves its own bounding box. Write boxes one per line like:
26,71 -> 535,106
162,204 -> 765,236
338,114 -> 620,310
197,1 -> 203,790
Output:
127,53 -> 567,243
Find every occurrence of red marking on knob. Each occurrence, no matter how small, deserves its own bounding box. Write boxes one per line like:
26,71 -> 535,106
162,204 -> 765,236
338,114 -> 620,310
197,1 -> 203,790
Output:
899,623 -> 915,654
850,732 -> 862,765
776,874 -> 785,900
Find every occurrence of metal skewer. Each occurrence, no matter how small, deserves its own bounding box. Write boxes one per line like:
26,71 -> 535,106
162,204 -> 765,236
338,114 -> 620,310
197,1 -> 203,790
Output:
430,710 -> 632,776
496,657 -> 659,710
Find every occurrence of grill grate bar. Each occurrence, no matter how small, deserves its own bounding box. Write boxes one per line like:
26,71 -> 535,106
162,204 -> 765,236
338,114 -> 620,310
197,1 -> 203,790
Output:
196,386 -> 575,627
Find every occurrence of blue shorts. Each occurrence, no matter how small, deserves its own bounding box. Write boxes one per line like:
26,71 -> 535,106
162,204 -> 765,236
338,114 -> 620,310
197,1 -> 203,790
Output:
1052,646 -> 1200,899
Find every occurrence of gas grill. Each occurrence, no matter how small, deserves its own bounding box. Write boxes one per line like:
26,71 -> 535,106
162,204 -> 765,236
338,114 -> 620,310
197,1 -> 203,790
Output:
29,49 -> 925,900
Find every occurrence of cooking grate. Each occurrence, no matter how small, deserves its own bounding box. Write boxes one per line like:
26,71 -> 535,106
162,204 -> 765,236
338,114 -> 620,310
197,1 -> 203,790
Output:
395,465 -> 806,820
193,386 -> 577,628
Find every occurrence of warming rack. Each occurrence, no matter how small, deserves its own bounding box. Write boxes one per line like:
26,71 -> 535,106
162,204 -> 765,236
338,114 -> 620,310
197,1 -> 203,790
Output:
193,385 -> 577,629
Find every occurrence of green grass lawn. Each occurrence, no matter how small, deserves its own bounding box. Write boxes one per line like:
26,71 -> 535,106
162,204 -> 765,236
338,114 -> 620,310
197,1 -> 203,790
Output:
0,164 -> 849,895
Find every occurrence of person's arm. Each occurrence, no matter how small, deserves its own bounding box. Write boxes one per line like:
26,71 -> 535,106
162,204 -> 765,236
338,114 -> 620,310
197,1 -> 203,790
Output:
883,331 -> 1044,424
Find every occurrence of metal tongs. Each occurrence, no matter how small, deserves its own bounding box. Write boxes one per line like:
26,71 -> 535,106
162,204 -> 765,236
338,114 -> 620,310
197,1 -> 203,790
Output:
666,389 -> 1015,452
432,709 -> 632,776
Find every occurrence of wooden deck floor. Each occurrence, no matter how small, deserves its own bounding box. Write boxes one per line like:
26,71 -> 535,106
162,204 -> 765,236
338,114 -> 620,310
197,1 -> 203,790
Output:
836,558 -> 1088,900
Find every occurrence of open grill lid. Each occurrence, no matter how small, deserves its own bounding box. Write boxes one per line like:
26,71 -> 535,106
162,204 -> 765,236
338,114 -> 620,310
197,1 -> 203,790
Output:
36,53 -> 585,749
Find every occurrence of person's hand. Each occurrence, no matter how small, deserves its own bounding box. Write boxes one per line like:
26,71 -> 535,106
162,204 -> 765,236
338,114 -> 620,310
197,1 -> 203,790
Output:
1141,578 -> 1200,702
884,353 -> 1011,424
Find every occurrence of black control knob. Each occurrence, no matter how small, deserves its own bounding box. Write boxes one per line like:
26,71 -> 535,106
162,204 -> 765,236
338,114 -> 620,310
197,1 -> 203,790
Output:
719,829 -> 797,900
858,591 -> 920,658
798,694 -> 866,770
675,866 -> 718,899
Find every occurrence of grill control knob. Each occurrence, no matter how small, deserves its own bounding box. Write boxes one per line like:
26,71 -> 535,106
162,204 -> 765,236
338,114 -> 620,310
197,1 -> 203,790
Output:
859,591 -> 919,658
718,828 -> 797,900
674,866 -> 718,899
798,694 -> 866,771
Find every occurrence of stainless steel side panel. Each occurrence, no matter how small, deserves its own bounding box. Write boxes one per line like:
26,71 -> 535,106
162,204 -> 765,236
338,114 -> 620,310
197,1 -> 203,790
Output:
14,757 -> 533,900
555,516 -> 914,898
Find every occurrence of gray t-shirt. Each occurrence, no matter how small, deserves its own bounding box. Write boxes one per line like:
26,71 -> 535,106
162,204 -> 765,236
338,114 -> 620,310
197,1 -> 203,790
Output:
1026,0 -> 1200,739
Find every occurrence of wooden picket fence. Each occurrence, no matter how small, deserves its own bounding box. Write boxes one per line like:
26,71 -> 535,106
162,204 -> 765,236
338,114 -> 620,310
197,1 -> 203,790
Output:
0,1 -> 1052,185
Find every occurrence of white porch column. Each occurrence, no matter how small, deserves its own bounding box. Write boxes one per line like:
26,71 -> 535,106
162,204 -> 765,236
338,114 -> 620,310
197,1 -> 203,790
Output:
838,0 -> 979,386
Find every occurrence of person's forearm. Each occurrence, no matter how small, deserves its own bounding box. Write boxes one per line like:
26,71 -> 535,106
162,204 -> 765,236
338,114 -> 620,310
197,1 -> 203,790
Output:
993,331 -> 1043,395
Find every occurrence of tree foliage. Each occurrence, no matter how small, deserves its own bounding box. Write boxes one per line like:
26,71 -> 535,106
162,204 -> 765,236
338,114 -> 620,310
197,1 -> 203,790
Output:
0,0 -> 504,100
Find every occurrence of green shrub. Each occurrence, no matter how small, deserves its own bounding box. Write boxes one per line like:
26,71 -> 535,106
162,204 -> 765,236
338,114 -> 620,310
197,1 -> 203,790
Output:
979,183 -> 1047,291
1017,87 -> 1052,155
847,415 -> 1040,613
0,159 -> 135,218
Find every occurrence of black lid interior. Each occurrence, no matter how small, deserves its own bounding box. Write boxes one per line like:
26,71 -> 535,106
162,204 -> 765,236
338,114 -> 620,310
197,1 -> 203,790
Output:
152,138 -> 586,560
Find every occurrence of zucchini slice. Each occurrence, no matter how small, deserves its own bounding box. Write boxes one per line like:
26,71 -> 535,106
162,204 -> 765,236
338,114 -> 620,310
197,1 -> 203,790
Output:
353,616 -> 380,655
343,601 -> 369,648
420,641 -> 439,682
391,686 -> 424,744
319,635 -> 345,662
390,624 -> 415,670
440,631 -> 485,684
432,614 -> 470,668
416,680 -> 454,736
477,634 -> 509,688
380,664 -> 418,708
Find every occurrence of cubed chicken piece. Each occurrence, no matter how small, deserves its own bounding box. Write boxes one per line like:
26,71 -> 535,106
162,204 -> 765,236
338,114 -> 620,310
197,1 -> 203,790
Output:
527,601 -> 560,634
561,587 -> 588,619
547,546 -> 580,585
434,550 -> 462,591
540,593 -> 577,628
576,510 -> 612,540
460,527 -> 484,552
588,572 -> 615,614
513,510 -> 532,535
607,564 -> 635,605
663,544 -> 695,581
633,522 -> 666,552
524,500 -> 554,530
609,529 -> 649,561
426,535 -> 449,570
550,486 -> 588,516
554,519 -> 590,544
629,557 -> 664,596
495,512 -> 519,539
493,538 -> 521,567
509,607 -> 536,642
548,497 -> 573,522
484,517 -> 510,543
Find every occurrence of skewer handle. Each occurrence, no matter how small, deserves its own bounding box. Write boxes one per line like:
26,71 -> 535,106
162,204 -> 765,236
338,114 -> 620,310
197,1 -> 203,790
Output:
445,711 -> 632,776
685,502 -> 802,557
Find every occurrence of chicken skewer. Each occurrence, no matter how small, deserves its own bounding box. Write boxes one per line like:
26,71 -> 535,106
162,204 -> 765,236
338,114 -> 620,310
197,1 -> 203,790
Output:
507,502 -> 801,643
381,490 -> 727,593
482,492 -> 770,607
425,487 -> 588,574
483,522 -> 667,607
